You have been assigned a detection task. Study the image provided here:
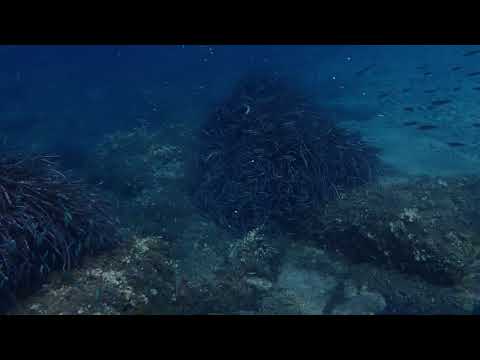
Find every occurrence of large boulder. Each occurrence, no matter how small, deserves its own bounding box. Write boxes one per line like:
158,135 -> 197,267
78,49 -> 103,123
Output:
301,176 -> 480,286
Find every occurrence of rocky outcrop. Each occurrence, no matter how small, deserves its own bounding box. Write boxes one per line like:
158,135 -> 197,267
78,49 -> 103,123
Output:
301,176 -> 480,286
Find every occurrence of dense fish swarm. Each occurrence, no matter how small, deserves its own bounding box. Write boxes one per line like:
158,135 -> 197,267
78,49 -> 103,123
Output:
0,153 -> 120,311
189,74 -> 383,235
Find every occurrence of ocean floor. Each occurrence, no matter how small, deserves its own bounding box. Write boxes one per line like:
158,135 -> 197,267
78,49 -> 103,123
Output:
8,123 -> 480,315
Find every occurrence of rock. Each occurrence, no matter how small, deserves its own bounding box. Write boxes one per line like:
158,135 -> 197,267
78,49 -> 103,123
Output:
302,176 -> 480,286
268,242 -> 476,315
332,281 -> 386,315
273,263 -> 339,314
260,289 -> 304,315
9,235 -> 176,315
175,215 -> 229,285
346,261 -> 476,314
90,125 -> 185,197
225,225 -> 286,280
245,277 -> 273,292
286,244 -> 349,275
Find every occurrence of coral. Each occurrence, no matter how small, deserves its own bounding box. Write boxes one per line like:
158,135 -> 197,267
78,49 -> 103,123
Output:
0,152 -> 120,311
188,73 -> 382,235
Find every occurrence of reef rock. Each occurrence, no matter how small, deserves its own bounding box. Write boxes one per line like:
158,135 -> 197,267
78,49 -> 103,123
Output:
302,176 -> 480,286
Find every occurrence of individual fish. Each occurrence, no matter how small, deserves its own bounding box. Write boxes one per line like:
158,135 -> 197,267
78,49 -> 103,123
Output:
424,72 -> 433,76
378,91 -> 390,99
451,66 -> 463,71
281,155 -> 297,161
241,129 -> 259,135
417,64 -> 429,70
281,121 -> 297,127
453,87 -> 461,91
417,124 -> 438,130
424,89 -> 437,94
464,49 -> 480,56
472,87 -> 480,91
402,88 -> 412,93
446,142 -> 466,147
403,121 -> 418,126
472,123 -> 480,127
404,106 -> 415,112
355,64 -> 376,76
431,100 -> 452,106
466,71 -> 480,77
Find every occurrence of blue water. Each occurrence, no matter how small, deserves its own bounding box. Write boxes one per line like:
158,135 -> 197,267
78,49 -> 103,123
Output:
3,45 -> 479,159
0,45 -> 353,139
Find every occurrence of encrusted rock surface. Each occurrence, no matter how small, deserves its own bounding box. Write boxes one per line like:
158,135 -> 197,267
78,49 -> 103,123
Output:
301,176 -> 480,286
9,234 -> 175,315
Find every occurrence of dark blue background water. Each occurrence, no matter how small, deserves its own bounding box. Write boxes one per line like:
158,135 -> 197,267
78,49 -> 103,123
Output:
1,44 -> 479,169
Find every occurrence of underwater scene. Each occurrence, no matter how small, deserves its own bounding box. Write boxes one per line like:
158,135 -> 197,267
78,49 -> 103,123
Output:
2,44 -> 480,315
